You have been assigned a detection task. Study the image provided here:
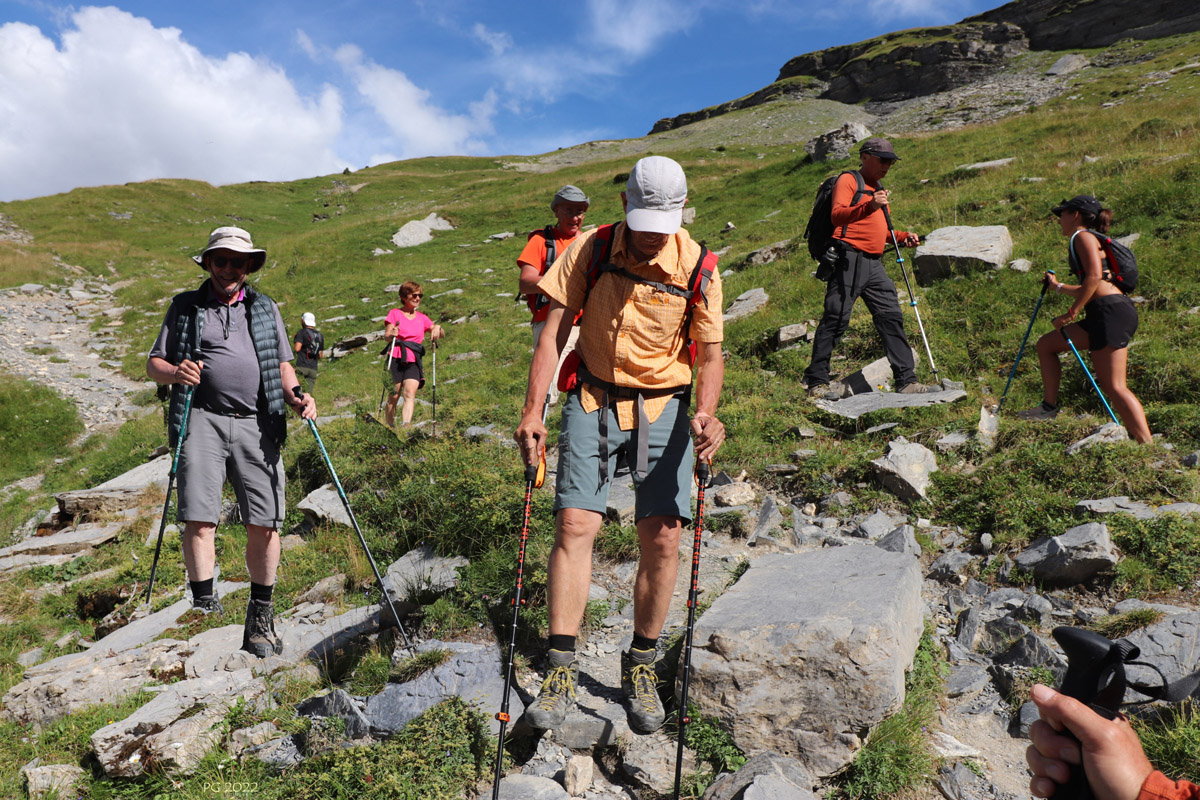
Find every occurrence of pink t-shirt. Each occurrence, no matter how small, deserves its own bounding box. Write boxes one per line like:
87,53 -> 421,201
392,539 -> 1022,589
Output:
385,309 -> 433,362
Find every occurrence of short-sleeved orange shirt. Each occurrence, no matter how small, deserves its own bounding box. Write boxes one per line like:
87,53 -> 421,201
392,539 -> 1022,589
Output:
537,222 -> 723,430
517,226 -> 581,323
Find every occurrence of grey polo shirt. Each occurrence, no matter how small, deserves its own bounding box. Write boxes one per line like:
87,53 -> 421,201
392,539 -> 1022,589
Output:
150,284 -> 292,416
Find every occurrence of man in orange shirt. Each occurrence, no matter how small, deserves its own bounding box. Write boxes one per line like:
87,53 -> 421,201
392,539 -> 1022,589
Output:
518,186 -> 589,405
515,156 -> 725,735
803,138 -> 939,399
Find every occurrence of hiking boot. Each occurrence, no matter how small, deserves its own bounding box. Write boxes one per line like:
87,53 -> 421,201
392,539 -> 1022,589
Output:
192,595 -> 224,615
898,381 -> 940,394
524,649 -> 577,730
242,599 -> 283,658
806,381 -> 845,401
621,647 -> 666,734
1017,402 -> 1059,421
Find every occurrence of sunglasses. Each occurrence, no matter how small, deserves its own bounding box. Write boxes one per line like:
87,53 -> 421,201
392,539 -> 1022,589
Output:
407,293 -> 423,299
209,254 -> 252,270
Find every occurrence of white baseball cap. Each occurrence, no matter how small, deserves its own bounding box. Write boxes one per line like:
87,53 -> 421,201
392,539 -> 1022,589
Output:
302,312 -> 316,326
625,156 -> 687,234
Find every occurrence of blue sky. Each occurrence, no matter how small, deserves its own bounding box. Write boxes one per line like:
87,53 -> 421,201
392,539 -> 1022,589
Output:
0,0 -> 1000,201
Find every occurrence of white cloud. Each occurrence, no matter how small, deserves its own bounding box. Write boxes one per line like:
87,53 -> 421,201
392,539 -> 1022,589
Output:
0,7 -> 348,201
332,44 -> 495,158
471,22 -> 512,56
584,0 -> 703,60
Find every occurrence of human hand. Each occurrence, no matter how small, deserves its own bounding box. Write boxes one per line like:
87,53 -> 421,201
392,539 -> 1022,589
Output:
175,359 -> 203,386
1043,271 -> 1061,292
1051,313 -> 1074,331
289,389 -> 317,420
902,232 -> 920,247
514,414 -> 547,468
868,189 -> 889,211
1026,684 -> 1152,800
691,413 -> 725,461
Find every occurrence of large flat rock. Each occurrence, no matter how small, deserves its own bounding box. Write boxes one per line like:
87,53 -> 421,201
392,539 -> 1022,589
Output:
815,387 -> 967,419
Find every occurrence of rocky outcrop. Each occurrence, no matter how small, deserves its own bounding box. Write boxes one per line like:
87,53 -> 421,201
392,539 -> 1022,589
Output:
777,22 -> 1028,104
650,77 -> 824,134
966,0 -> 1200,51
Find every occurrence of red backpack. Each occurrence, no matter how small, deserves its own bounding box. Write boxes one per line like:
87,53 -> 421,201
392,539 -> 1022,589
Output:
558,223 -> 717,391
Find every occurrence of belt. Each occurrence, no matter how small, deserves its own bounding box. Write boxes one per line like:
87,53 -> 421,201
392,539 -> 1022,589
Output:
197,404 -> 257,419
576,363 -> 689,488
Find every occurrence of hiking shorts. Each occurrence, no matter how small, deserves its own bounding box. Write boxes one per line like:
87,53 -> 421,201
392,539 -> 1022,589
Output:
177,406 -> 286,528
388,359 -> 424,388
1080,294 -> 1138,351
554,390 -> 693,524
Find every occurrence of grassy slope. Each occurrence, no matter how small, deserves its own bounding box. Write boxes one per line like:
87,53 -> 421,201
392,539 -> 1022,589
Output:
0,29 -> 1199,799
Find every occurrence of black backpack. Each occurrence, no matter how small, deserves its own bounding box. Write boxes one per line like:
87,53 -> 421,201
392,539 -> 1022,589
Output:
1069,230 -> 1138,294
803,170 -> 869,261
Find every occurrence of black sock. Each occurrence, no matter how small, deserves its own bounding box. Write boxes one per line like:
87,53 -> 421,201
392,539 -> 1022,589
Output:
189,578 -> 214,602
547,634 -> 576,653
250,582 -> 274,604
631,634 -> 658,653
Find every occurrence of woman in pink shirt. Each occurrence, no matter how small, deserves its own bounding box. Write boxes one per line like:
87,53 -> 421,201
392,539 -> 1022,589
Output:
383,281 -> 444,427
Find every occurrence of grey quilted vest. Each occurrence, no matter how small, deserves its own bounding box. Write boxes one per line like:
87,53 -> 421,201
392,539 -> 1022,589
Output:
166,279 -> 287,449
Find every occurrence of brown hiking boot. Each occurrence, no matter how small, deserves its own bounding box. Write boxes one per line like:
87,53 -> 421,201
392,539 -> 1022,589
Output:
524,649 -> 577,730
621,647 -> 665,733
898,381 -> 940,394
242,599 -> 283,658
806,381 -> 846,401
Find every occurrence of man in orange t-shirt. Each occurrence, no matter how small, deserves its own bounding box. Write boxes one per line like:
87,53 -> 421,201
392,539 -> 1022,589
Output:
517,185 -> 589,403
803,137 -> 939,399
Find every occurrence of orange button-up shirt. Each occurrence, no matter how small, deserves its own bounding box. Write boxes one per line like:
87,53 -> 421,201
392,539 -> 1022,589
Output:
831,171 -> 912,256
537,223 -> 723,430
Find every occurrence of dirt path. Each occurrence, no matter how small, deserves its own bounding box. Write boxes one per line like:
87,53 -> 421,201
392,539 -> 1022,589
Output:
0,276 -> 151,436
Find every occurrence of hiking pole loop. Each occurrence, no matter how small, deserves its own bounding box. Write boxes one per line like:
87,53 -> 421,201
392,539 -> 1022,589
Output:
293,386 -> 413,650
882,205 -> 939,385
998,271 -> 1054,413
674,457 -> 711,800
1059,328 -> 1120,426
492,441 -> 546,800
146,385 -> 196,605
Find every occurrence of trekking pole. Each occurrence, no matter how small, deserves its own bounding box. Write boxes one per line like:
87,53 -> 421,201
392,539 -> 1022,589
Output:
673,458 -> 711,800
378,335 -> 397,414
145,385 -> 195,605
881,205 -> 939,385
431,339 -> 437,437
998,270 -> 1053,413
492,410 -> 548,800
1059,329 -> 1120,426
292,386 -> 413,649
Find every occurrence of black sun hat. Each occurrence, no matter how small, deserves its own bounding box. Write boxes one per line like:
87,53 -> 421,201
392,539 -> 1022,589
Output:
1050,195 -> 1102,217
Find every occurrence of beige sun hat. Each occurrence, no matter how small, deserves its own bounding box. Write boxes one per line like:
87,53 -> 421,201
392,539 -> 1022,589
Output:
192,226 -> 267,272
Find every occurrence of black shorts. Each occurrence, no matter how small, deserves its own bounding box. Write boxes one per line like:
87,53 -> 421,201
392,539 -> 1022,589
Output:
1080,294 -> 1138,351
389,359 -> 424,387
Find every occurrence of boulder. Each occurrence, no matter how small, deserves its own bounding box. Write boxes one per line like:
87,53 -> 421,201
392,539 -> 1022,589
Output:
0,520 -> 124,558
22,764 -> 87,800
852,510 -> 895,541
621,731 -> 695,795
91,669 -> 268,776
743,240 -> 793,268
805,122 -> 873,162
296,484 -> 352,530
565,754 -> 595,795
957,157 -> 1015,171
774,322 -> 809,349
876,525 -> 921,557
1066,423 -> 1129,453
913,226 -> 1014,285
1124,612 -> 1200,692
495,775 -> 569,800
928,551 -> 976,584
702,751 -> 817,800
842,353 -> 914,396
871,437 -> 938,502
723,288 -> 769,323
714,483 -> 756,508
1046,54 -> 1090,75
687,547 -> 924,777
365,640 -> 520,738
297,688 -> 372,739
381,544 -> 469,616
1013,522 -> 1119,586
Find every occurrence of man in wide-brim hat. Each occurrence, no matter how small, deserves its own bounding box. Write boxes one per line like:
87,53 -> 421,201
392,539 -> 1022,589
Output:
148,226 -> 316,658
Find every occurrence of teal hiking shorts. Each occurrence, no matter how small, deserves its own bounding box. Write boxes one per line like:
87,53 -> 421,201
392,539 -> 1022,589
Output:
553,390 -> 693,524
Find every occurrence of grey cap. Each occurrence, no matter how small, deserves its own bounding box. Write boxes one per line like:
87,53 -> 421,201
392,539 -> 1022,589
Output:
859,137 -> 900,160
551,185 -> 590,209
